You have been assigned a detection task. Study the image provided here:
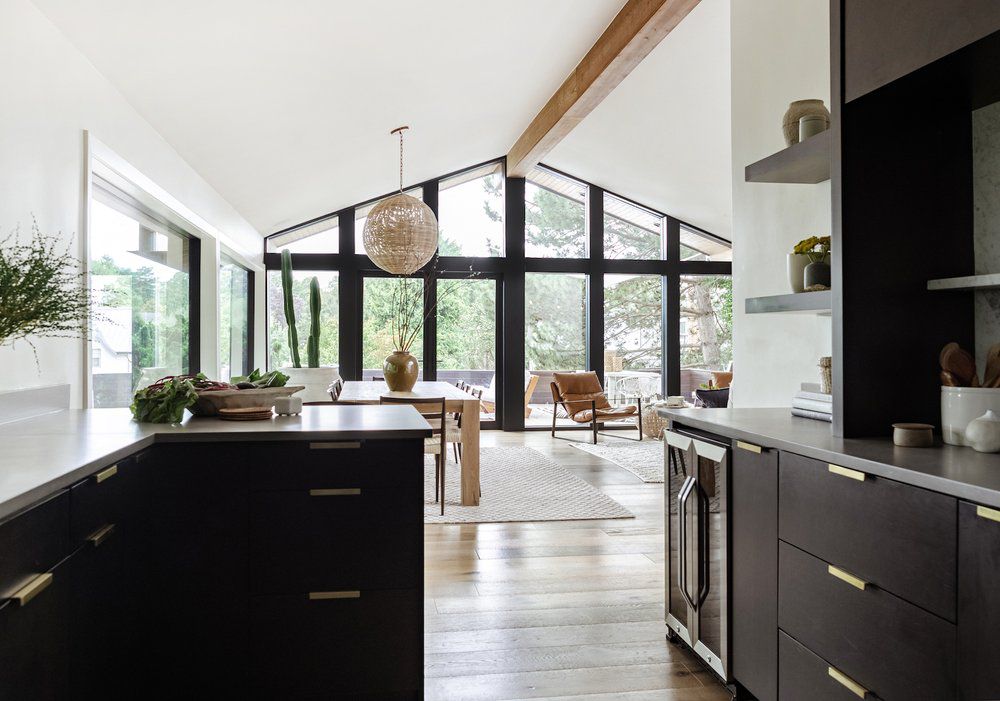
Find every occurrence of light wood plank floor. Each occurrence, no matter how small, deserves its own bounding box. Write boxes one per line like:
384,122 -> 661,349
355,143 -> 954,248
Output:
424,430 -> 732,701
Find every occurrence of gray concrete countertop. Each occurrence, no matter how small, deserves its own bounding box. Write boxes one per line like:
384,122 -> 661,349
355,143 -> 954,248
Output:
0,406 -> 431,521
658,406 -> 1000,508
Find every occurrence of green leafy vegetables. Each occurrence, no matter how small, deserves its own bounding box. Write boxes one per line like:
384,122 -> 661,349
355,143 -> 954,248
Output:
130,375 -> 200,424
230,368 -> 289,388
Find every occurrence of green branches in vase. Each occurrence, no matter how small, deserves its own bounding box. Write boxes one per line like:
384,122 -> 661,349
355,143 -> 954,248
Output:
0,220 -> 96,362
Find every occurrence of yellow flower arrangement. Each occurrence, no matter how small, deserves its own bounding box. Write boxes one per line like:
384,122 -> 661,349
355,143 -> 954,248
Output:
793,235 -> 831,263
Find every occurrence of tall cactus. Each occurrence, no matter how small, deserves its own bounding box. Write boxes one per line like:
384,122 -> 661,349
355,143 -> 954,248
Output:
280,249 -> 301,368
306,276 -> 321,368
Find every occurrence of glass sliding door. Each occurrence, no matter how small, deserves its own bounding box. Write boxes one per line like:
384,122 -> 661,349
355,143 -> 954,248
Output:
436,277 -> 498,420
525,272 -> 588,426
362,276 -> 423,380
219,254 -> 251,381
89,194 -> 193,408
679,275 -> 733,400
604,274 -> 663,406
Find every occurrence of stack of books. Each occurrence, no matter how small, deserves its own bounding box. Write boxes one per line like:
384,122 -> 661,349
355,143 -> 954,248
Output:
791,383 -> 832,422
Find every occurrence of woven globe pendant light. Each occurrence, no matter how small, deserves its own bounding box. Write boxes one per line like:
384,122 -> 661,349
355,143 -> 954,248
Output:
363,126 -> 438,274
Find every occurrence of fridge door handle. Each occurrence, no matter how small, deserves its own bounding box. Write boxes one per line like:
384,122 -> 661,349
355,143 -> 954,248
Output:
696,483 -> 711,607
677,475 -> 697,611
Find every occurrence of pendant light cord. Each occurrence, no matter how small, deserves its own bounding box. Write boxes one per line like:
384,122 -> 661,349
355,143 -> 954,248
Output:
398,129 -> 404,193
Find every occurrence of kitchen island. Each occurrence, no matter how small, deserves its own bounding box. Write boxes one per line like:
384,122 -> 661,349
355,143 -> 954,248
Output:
0,406 -> 431,700
658,406 -> 1000,701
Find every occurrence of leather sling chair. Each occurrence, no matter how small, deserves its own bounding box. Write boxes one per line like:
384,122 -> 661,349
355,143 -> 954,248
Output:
550,371 -> 642,444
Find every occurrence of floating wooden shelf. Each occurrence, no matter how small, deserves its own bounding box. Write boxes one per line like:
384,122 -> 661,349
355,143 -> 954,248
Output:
745,131 -> 831,184
745,290 -> 831,315
927,274 -> 1000,291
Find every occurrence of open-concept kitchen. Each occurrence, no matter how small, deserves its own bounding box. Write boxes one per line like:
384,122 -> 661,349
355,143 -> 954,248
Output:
3,1 -> 1000,699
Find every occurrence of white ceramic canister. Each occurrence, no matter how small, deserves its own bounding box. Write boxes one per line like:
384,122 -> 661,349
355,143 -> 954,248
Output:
941,386 -> 1000,445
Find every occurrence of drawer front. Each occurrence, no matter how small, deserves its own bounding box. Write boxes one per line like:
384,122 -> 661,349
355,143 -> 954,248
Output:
779,451 -> 956,619
248,439 -> 424,491
958,501 -> 1000,699
249,589 -> 422,698
249,490 -> 422,594
779,541 -> 956,701
779,631 -> 877,701
0,492 -> 70,599
69,455 -> 135,545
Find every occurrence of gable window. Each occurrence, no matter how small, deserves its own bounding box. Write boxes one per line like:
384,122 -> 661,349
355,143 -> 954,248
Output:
525,167 -> 587,258
266,215 -> 338,254
603,193 -> 663,260
438,162 -> 504,257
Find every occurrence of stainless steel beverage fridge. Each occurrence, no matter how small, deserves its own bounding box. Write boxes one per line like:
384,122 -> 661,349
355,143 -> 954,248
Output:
664,428 -> 730,682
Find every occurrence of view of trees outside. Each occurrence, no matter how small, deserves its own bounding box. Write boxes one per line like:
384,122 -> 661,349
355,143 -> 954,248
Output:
604,274 -> 662,372
525,272 -> 587,372
603,195 -> 662,260
266,271 -> 339,370
438,167 -> 504,256
219,257 -> 249,381
525,180 -> 587,258
436,278 -> 496,386
362,276 -> 422,376
89,199 -> 190,408
680,275 -> 733,371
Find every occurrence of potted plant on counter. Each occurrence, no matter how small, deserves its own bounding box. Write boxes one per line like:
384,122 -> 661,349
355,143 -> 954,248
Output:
277,249 -> 339,402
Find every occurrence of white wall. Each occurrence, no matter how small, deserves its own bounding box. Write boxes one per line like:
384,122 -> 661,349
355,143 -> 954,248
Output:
0,0 -> 261,406
730,0 -> 832,406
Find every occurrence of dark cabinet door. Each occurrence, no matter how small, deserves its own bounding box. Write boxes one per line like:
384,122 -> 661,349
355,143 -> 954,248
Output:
959,501 -> 1000,700
844,0 -> 1000,101
0,556 -> 73,700
731,440 -> 778,701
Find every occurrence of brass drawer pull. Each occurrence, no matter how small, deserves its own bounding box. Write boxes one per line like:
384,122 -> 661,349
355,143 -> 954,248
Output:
828,464 -> 866,481
309,590 -> 360,600
12,573 -> 53,607
95,464 -> 118,483
309,442 -> 362,450
977,505 -> 1000,523
829,564 -> 868,591
828,665 -> 869,698
309,488 -> 361,497
736,441 -> 762,454
87,523 -> 116,547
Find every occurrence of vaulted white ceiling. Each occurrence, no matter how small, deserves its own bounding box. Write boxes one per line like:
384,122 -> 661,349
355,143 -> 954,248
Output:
33,0 -> 626,234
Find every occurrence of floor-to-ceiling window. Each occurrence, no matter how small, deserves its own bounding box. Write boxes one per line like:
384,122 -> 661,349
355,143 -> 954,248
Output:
266,270 -> 339,371
89,181 -> 197,408
261,157 -> 732,430
219,253 -> 251,381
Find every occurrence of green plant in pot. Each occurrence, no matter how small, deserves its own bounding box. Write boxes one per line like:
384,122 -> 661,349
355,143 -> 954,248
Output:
794,235 -> 831,291
278,249 -> 339,402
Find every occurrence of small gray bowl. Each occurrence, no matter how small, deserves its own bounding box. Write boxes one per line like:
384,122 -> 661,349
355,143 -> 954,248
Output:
892,423 -> 934,448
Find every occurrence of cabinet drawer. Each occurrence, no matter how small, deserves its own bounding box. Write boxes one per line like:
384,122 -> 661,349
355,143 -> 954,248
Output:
248,439 -> 424,491
0,492 -> 70,600
249,589 -> 422,698
249,489 -> 422,594
779,631 -> 879,701
779,451 -> 956,619
779,541 -> 955,701
69,455 -> 135,545
958,501 -> 1000,699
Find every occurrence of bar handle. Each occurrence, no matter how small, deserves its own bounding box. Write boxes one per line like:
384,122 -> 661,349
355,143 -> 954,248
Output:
828,564 -> 868,591
309,488 -> 361,497
87,523 -> 116,547
309,442 -> 362,450
696,483 -> 710,607
977,505 -> 1000,523
677,475 -> 697,611
309,590 -> 361,601
95,464 -> 118,484
12,573 -> 53,607
828,665 -> 869,698
828,464 -> 866,482
736,440 -> 762,454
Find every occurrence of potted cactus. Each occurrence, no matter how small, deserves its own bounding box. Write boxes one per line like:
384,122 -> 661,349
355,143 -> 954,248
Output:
278,249 -> 340,402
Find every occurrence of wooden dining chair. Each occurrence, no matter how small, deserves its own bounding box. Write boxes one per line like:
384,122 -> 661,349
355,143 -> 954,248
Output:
379,395 -> 449,515
327,378 -> 343,401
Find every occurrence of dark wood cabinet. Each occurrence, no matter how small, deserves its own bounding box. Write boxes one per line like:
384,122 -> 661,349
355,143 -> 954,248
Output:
844,0 -> 1000,101
731,440 -> 778,701
958,501 -> 1000,700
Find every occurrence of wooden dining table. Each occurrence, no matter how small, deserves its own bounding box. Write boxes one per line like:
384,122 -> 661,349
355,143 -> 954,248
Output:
338,381 -> 481,506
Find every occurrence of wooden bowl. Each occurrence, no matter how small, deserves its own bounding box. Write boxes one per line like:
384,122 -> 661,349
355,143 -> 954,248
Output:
189,386 -> 304,417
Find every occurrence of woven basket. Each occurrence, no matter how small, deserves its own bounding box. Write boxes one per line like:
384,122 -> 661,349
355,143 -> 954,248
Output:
819,356 -> 832,394
640,410 -> 668,440
362,193 -> 438,274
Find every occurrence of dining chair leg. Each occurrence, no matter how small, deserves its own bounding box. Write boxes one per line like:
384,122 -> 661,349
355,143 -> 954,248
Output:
440,457 -> 445,515
637,398 -> 643,441
592,419 -> 598,444
453,443 -> 459,464
434,454 -> 440,502
551,405 -> 557,438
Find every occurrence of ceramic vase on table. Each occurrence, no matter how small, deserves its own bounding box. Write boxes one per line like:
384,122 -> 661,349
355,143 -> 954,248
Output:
279,366 -> 340,403
383,351 -> 419,391
782,99 -> 830,146
787,254 -> 810,293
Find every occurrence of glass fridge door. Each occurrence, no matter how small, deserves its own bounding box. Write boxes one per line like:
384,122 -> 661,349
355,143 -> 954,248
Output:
664,432 -> 695,647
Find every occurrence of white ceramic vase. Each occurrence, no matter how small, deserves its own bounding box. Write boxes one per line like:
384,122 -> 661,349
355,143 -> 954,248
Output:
965,410 -> 1000,453
787,254 -> 810,293
280,366 -> 340,403
941,386 -> 1000,446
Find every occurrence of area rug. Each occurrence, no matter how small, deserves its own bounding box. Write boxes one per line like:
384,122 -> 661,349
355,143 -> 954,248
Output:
423,447 -> 633,524
569,440 -> 665,483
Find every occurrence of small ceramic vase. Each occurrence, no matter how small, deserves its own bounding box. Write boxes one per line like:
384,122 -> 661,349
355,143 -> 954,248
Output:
965,410 -> 1000,453
804,261 -> 831,291
782,99 -> 830,146
787,253 -> 810,293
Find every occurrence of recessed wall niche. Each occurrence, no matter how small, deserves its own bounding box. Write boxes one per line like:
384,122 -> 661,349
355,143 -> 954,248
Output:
973,101 -> 1000,370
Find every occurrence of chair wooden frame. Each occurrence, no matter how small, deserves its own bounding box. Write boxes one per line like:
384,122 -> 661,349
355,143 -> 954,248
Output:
380,395 -> 448,514
549,381 -> 643,444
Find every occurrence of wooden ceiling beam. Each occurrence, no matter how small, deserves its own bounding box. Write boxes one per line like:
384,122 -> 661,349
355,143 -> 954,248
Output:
506,0 -> 701,178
